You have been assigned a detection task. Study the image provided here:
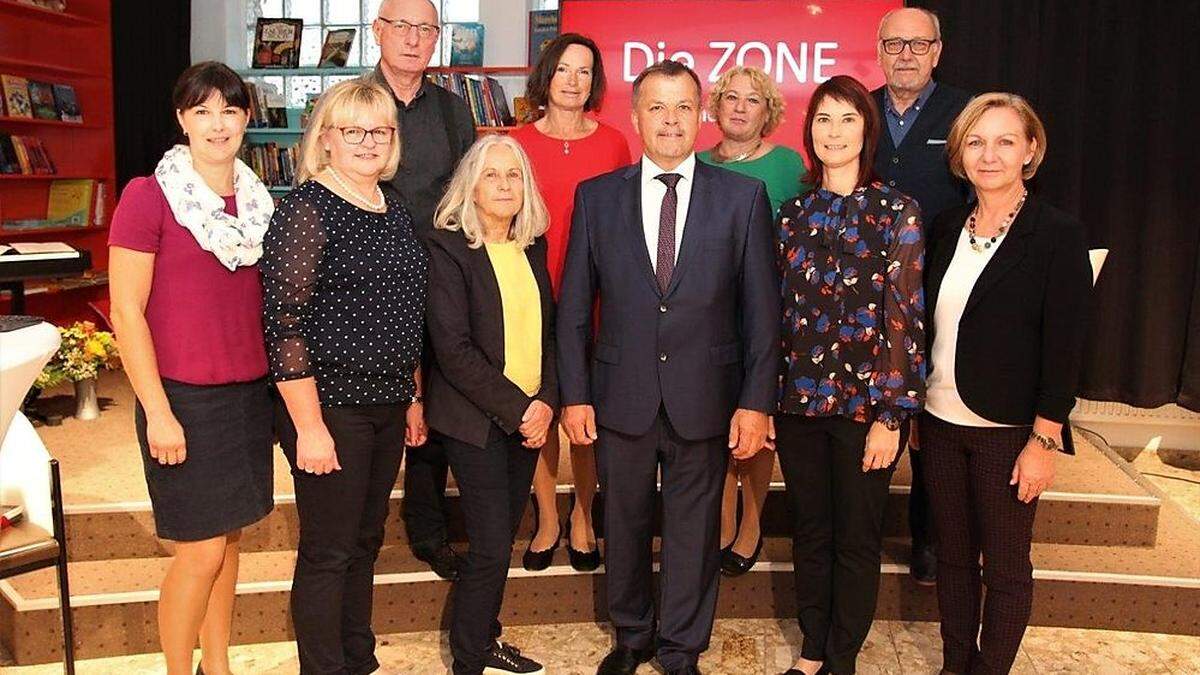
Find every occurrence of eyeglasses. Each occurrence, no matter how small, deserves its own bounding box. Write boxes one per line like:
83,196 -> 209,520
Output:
335,126 -> 395,145
880,37 -> 939,55
377,17 -> 441,41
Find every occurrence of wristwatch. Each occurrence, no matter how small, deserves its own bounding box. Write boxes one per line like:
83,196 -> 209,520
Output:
880,416 -> 902,431
1029,430 -> 1061,453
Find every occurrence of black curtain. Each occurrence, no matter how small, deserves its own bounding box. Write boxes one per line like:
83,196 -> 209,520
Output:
112,0 -> 192,191
911,0 -> 1200,411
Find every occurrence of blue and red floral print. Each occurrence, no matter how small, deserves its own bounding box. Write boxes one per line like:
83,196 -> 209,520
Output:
777,182 -> 926,425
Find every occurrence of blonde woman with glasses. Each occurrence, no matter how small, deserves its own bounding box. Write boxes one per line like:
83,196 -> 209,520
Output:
261,78 -> 429,674
425,134 -> 556,675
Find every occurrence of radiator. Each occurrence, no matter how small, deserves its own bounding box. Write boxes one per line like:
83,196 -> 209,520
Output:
1071,399 -> 1200,451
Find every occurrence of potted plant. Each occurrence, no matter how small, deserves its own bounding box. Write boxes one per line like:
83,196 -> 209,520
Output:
36,321 -> 120,420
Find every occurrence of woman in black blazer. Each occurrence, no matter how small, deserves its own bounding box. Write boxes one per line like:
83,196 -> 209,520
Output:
919,93 -> 1092,675
426,134 -> 556,675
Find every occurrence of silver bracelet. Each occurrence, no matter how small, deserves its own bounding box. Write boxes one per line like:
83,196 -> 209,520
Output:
1029,430 -> 1061,453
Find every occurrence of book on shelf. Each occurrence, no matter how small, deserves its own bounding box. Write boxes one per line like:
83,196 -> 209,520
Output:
246,81 -> 289,128
1,134 -> 55,174
528,10 -> 560,66
513,96 -> 535,125
240,142 -> 299,188
51,83 -> 82,123
46,178 -> 94,226
0,504 -> 22,533
14,1 -> 68,10
300,93 -> 320,129
0,242 -> 81,262
252,18 -> 304,69
1,75 -> 32,118
448,23 -> 485,67
318,28 -> 356,68
26,81 -> 58,121
427,73 -> 514,128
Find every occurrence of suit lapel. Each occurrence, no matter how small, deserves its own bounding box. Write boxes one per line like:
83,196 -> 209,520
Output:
875,89 -> 898,157
619,163 -> 662,297
664,161 -> 712,297
962,199 -> 1039,316
925,214 -> 961,318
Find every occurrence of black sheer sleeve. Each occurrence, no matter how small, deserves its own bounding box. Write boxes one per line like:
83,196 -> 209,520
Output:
261,190 -> 326,382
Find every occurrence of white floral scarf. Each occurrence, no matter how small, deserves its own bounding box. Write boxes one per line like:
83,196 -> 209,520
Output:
154,144 -> 274,271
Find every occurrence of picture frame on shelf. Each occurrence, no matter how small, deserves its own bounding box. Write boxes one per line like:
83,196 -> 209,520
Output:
252,18 -> 304,69
318,28 -> 356,68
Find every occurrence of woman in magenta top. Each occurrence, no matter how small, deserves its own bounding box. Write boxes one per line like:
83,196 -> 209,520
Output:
510,33 -> 630,571
108,62 -> 275,675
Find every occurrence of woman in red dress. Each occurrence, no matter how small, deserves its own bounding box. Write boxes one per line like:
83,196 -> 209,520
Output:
511,33 -> 630,571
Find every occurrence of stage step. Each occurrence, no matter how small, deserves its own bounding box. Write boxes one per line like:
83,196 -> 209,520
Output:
58,434 -> 1161,563
3,498 -> 1198,665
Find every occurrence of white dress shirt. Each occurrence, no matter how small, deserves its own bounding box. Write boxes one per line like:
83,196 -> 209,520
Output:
925,228 -> 1018,427
639,153 -> 696,273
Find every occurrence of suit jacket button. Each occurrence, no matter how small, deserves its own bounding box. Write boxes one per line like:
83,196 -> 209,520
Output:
892,156 -> 900,164
659,352 -> 668,362
659,304 -> 667,313
889,180 -> 897,187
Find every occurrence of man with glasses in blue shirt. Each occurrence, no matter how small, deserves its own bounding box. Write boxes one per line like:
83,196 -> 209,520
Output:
368,0 -> 477,583
871,6 -> 972,588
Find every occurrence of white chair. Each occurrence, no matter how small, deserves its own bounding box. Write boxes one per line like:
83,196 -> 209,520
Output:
0,320 -> 74,674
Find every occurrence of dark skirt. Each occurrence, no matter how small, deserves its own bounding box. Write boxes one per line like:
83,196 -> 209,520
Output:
135,377 -> 275,541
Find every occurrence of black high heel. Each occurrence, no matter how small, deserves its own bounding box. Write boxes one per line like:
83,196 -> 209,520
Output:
522,496 -> 560,571
565,493 -> 601,571
720,536 -> 763,577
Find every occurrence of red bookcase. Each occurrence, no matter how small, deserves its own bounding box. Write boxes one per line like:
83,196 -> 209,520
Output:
0,0 -> 114,323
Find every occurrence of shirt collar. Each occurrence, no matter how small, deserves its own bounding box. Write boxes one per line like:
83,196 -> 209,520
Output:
885,79 -> 937,117
641,153 -> 696,187
372,62 -> 431,110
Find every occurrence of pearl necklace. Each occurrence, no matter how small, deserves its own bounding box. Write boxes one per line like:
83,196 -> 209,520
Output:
967,189 -> 1026,252
326,167 -> 385,211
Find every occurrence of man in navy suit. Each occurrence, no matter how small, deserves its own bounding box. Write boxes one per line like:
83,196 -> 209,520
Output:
556,60 -> 779,675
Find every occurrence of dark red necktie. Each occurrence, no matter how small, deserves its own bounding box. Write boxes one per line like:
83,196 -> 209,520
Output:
655,172 -> 682,292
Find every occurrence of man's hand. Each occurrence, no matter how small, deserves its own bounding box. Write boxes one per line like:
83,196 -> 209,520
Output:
562,404 -> 598,445
728,409 -> 769,459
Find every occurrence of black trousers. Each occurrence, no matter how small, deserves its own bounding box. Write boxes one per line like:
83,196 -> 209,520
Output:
775,414 -> 903,675
595,410 -> 728,671
402,435 -> 450,551
442,428 -> 539,675
277,399 -> 407,675
920,413 -> 1037,675
909,435 -> 935,551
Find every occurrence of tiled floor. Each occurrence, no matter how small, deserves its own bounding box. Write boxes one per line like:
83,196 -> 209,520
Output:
2,618 -> 1199,674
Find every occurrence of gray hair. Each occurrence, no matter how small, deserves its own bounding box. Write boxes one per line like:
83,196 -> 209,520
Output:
433,135 -> 549,249
877,7 -> 942,40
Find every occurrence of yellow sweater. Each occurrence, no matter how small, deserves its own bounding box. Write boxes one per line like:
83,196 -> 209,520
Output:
484,241 -> 542,396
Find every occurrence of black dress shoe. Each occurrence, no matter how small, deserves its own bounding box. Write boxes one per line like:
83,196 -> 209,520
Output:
667,666 -> 701,675
910,544 -> 937,586
522,498 -> 561,571
565,497 -> 601,571
413,541 -> 464,581
596,645 -> 653,675
720,537 -> 763,577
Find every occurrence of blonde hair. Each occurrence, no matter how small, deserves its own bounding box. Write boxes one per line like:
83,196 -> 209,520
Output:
296,79 -> 401,184
434,135 -> 549,249
947,92 -> 1048,181
707,66 -> 786,137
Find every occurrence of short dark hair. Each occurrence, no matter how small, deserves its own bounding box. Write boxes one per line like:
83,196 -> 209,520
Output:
802,75 -> 881,190
525,33 -> 607,113
173,61 -> 251,112
631,59 -> 701,106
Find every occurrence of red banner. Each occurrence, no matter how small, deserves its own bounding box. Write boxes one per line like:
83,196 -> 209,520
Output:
560,0 -> 901,157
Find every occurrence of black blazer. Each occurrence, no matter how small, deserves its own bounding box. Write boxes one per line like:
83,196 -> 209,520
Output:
556,159 -> 780,441
424,229 -> 558,449
872,82 -> 973,225
924,196 -> 1092,453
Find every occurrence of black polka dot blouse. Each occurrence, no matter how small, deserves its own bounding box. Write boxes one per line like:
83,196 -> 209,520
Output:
262,180 -> 429,406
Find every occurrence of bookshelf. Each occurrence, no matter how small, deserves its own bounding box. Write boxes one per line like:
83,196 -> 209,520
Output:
239,64 -> 531,195
0,0 -> 114,323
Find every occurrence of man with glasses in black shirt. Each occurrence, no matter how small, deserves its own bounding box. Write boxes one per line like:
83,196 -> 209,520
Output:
872,6 -> 972,587
368,0 -> 477,581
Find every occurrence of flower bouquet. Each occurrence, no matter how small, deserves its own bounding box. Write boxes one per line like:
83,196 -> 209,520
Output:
36,321 -> 120,420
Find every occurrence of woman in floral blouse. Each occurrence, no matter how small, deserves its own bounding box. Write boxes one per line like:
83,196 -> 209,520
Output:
775,75 -> 925,675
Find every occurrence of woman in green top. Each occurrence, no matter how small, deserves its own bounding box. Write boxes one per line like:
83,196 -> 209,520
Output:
699,66 -> 809,577
699,66 -> 811,216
